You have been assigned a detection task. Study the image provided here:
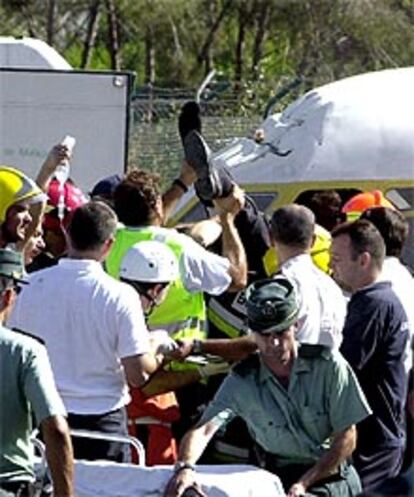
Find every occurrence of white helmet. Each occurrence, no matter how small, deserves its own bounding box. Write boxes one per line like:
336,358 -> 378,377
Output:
119,240 -> 178,283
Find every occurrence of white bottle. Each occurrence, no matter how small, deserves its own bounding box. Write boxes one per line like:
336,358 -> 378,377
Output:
54,135 -> 76,185
55,135 -> 76,221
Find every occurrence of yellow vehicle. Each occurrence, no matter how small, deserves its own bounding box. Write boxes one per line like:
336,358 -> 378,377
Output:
171,67 -> 414,271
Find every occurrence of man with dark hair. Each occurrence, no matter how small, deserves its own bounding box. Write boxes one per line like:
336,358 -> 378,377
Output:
67,200 -> 118,251
358,208 -> 414,470
8,202 -> 163,462
359,207 -> 413,364
106,166 -> 248,450
164,276 -> 371,497
270,204 -> 346,349
331,219 -> 409,492
107,167 -> 248,351
306,190 -> 343,232
0,249 -> 73,497
360,206 -> 409,258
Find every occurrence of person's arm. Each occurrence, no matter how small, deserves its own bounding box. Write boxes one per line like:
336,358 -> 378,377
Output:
172,335 -> 257,363
141,368 -> 202,397
36,143 -> 71,192
121,352 -> 164,388
162,160 -> 197,223
287,425 -> 357,497
41,415 -> 74,497
340,296 -> 382,371
214,185 -> 248,292
164,420 -> 222,497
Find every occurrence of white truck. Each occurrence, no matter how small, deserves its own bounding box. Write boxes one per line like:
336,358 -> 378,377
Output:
0,37 -> 133,193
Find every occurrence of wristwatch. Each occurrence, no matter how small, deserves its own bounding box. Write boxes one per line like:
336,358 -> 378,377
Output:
192,339 -> 203,355
174,460 -> 196,473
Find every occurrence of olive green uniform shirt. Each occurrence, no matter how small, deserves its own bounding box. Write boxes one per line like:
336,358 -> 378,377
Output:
199,345 -> 371,467
0,326 -> 66,482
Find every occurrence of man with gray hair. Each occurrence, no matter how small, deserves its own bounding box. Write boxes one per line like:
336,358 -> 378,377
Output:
270,204 -> 346,348
164,276 -> 370,497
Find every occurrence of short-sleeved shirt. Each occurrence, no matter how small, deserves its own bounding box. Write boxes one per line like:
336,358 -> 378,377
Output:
380,257 -> 414,372
199,346 -> 371,467
0,326 -> 66,482
340,281 -> 409,451
8,258 -> 150,414
280,254 -> 346,349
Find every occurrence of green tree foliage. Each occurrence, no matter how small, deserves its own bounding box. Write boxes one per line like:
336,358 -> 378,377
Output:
1,0 -> 413,114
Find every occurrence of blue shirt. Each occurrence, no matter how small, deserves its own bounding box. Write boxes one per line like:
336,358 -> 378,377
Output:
341,281 -> 409,450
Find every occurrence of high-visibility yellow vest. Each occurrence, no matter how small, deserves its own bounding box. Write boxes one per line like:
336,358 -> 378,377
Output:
106,226 -> 206,344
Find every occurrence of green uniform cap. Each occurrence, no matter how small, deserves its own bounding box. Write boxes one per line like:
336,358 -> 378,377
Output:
0,249 -> 27,284
246,276 -> 298,334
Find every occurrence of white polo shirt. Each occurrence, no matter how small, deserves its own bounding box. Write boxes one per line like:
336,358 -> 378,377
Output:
280,254 -> 346,348
8,258 -> 150,415
381,256 -> 414,372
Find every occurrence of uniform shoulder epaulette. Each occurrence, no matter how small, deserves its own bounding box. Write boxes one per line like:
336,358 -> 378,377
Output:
298,344 -> 331,360
11,327 -> 45,346
233,353 -> 260,377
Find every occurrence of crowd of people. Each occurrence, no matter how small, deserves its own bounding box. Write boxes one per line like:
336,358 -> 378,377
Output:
0,111 -> 413,497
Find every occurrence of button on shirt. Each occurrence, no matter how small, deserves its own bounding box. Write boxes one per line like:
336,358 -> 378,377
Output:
280,254 -> 346,348
199,348 -> 371,466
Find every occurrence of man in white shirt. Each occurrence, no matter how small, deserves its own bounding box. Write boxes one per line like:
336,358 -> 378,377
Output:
8,202 -> 162,462
270,204 -> 346,349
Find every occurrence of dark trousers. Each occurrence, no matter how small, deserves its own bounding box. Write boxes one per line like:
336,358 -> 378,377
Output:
353,445 -> 405,493
251,447 -> 361,496
275,463 -> 361,496
67,406 -> 129,462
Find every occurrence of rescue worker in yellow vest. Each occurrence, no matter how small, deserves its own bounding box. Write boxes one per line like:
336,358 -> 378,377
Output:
105,166 -> 248,440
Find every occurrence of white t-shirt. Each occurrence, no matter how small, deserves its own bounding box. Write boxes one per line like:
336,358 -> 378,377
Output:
380,256 -> 414,372
280,254 -> 346,349
141,226 -> 232,295
8,258 -> 150,415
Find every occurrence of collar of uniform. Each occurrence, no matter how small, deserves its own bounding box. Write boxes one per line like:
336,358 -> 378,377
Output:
58,258 -> 103,271
258,353 -> 311,384
280,253 -> 311,271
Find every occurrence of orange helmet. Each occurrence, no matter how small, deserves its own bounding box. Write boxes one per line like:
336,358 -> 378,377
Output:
342,190 -> 394,221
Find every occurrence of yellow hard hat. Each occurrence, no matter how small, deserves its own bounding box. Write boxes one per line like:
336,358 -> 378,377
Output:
263,223 -> 332,275
0,166 -> 45,223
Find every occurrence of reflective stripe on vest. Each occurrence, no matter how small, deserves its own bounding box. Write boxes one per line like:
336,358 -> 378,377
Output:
207,297 -> 246,339
106,226 -> 206,342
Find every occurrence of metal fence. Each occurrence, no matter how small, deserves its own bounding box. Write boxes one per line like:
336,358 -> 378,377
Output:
128,85 -> 262,188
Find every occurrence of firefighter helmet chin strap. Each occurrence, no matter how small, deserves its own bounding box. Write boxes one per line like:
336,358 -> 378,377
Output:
121,279 -> 166,319
143,291 -> 157,319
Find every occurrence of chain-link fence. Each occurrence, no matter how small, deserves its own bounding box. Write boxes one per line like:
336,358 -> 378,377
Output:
128,85 -> 263,188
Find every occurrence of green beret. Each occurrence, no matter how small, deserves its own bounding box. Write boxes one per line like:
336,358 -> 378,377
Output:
0,249 -> 27,284
246,276 -> 298,334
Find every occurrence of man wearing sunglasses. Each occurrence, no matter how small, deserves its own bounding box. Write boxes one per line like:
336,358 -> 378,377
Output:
0,248 -> 73,497
164,276 -> 371,497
